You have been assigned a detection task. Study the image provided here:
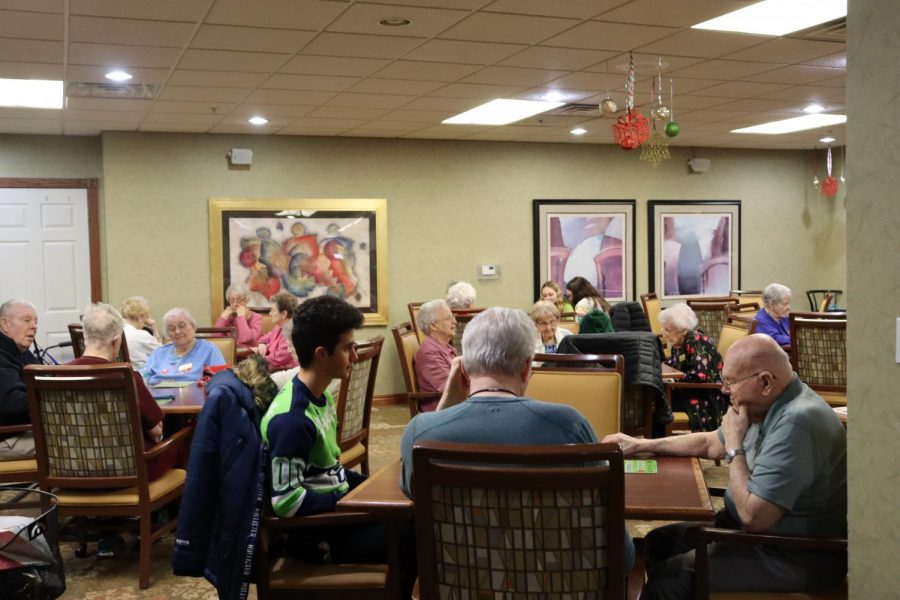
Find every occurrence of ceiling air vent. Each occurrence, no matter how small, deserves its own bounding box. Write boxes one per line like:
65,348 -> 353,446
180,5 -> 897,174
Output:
66,82 -> 158,100
792,17 -> 846,42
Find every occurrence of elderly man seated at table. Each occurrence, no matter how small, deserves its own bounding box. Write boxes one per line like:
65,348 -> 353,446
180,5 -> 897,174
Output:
414,299 -> 457,401
755,283 -> 792,346
143,307 -> 226,385
0,299 -> 40,459
603,334 -> 846,599
401,306 -> 635,572
528,300 -> 571,354
659,302 -> 726,431
215,282 -> 263,346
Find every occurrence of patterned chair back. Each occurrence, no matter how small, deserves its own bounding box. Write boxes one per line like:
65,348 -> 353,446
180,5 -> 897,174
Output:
789,312 -> 847,392
449,310 -> 482,355
413,441 -> 625,600
686,297 -> 739,347
24,364 -> 146,488
336,336 -> 383,475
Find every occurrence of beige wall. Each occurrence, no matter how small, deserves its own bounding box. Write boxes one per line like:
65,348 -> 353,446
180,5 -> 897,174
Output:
95,131 -> 846,395
847,0 -> 900,596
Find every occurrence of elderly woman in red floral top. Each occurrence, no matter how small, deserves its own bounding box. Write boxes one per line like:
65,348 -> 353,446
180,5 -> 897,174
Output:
659,302 -> 727,431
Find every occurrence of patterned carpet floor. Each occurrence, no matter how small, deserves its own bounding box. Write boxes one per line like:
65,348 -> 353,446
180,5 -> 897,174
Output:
22,402 -> 727,598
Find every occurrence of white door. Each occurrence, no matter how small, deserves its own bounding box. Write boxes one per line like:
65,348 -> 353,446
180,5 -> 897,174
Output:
0,188 -> 92,363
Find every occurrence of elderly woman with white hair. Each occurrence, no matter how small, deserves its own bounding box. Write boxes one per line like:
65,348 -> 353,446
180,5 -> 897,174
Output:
215,282 -> 263,346
659,302 -> 726,431
120,295 -> 161,371
528,300 -> 571,354
755,283 -> 792,346
414,299 -> 458,408
143,307 -> 225,385
445,281 -> 476,310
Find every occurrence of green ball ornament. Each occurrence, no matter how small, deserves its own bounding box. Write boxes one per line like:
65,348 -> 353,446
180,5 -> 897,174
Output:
665,121 -> 680,138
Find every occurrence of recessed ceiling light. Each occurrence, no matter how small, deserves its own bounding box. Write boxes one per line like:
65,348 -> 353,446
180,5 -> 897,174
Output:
443,99 -> 565,126
0,78 -> 63,109
820,136 -> 836,143
804,103 -> 825,113
732,114 -> 847,135
248,116 -> 268,125
105,70 -> 132,82
543,91 -> 565,102
379,16 -> 411,26
571,128 -> 587,136
693,0 -> 846,36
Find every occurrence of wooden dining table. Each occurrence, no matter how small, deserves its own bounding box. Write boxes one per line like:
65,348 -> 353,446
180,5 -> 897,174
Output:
150,383 -> 206,414
337,455 -> 715,522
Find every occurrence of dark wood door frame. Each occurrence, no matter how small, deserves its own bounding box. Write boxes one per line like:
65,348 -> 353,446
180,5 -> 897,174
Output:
0,178 -> 101,302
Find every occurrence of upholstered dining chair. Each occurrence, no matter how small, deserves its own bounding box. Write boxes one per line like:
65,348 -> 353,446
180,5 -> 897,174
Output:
527,353 -> 625,440
68,322 -> 131,363
724,302 -> 760,328
23,363 -> 191,589
406,302 -> 424,343
391,322 -> 439,418
686,297 -> 739,347
195,326 -> 236,364
729,289 -> 764,309
0,423 -> 38,486
412,440 -> 626,600
640,291 -> 664,339
448,310 -> 482,355
789,312 -> 847,407
336,336 -> 383,477
691,526 -> 847,599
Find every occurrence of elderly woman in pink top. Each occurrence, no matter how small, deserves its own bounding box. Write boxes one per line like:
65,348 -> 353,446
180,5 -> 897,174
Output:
215,282 -> 263,346
255,292 -> 299,370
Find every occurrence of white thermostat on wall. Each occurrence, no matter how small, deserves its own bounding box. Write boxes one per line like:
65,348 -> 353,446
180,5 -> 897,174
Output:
478,264 -> 500,280
228,148 -> 253,165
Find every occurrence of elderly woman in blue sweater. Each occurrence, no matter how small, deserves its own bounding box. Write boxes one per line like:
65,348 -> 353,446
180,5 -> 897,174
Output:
755,283 -> 792,346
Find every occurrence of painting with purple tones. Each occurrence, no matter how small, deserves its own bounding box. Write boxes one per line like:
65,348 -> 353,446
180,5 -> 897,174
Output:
648,200 -> 741,301
533,200 -> 635,302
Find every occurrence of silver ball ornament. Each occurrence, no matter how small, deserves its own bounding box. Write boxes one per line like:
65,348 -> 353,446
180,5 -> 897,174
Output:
600,97 -> 617,116
651,104 -> 670,121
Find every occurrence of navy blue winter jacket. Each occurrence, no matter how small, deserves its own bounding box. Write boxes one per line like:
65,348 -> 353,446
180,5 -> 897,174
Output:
171,369 -> 267,600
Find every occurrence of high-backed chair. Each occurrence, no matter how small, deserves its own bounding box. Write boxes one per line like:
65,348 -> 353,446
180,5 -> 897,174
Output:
730,289 -> 763,309
686,297 -> 739,347
527,353 -> 624,440
69,322 -> 131,363
692,526 -> 847,599
195,326 -> 236,364
818,292 -> 835,313
253,307 -> 275,334
725,302 -> 760,328
24,363 -> 191,589
0,423 -> 38,486
336,336 -> 383,476
391,322 -> 440,417
412,440 -> 626,600
407,302 -> 424,342
448,310 -> 482,355
789,312 -> 847,407
557,312 -> 580,334
640,292 -> 663,338
805,289 -> 842,312
717,319 -> 757,357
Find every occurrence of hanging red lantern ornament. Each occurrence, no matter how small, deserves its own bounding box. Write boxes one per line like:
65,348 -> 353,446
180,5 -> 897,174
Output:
612,52 -> 650,150
821,145 -> 839,197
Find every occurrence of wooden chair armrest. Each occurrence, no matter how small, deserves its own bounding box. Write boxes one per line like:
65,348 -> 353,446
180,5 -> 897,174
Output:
143,425 -> 194,460
691,526 -> 847,551
408,392 -> 440,418
0,424 -> 32,435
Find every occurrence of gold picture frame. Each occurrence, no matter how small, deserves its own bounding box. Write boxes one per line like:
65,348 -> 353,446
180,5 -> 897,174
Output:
209,198 -> 388,326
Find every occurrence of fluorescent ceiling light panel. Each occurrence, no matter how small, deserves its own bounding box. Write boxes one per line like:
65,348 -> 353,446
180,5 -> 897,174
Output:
0,78 -> 63,109
248,116 -> 269,125
732,114 -> 846,134
693,0 -> 846,36
443,99 -> 564,126
105,70 -> 132,82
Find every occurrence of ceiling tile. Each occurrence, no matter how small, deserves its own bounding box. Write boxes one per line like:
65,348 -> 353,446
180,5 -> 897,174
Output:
0,1 -> 63,13
191,25 -> 315,54
596,0 -> 750,27
327,3 -> 469,37
0,107 -> 57,119
158,86 -> 251,103
543,20 -> 676,51
0,117 -> 62,134
671,60 -> 783,80
800,51 -> 845,69
511,87 -> 597,103
692,80 -> 792,98
756,85 -> 845,103
499,46 -> 616,71
381,108 -> 454,122
543,71 -> 611,90
143,112 -> 226,125
816,75 -> 844,88
206,0 -> 346,30
66,65 -> 170,84
327,92 -> 417,109
69,16 -> 196,47
402,124 -> 483,138
461,66 -> 567,87
440,12 -> 578,45
151,100 -> 237,114
178,49 -> 289,73
403,39 -> 526,64
0,61 -> 63,79
0,38 -> 61,63
723,38 -> 845,64
216,114 -> 293,127
347,78 -> 446,96
340,128 -> 411,138
207,123 -> 277,134
350,119 -> 426,131
275,125 -> 345,136
705,98 -> 802,113
64,97 -> 155,112
637,29 -> 766,59
670,95 -> 731,110
372,60 -> 481,82
243,88 -> 335,105
262,73 -> 360,92
139,122 -> 213,133
65,121 -> 136,133
280,55 -> 390,77
586,52 -> 704,74
0,9 -> 62,40
305,106 -> 391,120
289,116 -> 369,129
401,96 -> 483,112
168,70 -> 270,88
70,0 -> 207,20
428,81 -> 525,99
485,0 -> 625,19
229,103 -> 314,118
68,43 -> 182,68
63,108 -> 144,122
302,32 -> 424,59
744,65 -> 844,85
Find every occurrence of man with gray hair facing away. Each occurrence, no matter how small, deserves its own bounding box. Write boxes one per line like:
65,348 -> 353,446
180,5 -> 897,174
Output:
400,306 -> 635,571
0,299 -> 40,459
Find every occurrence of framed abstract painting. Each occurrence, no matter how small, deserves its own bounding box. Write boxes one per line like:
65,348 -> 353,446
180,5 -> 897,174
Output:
208,198 -> 388,326
648,200 -> 741,300
533,200 -> 636,302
